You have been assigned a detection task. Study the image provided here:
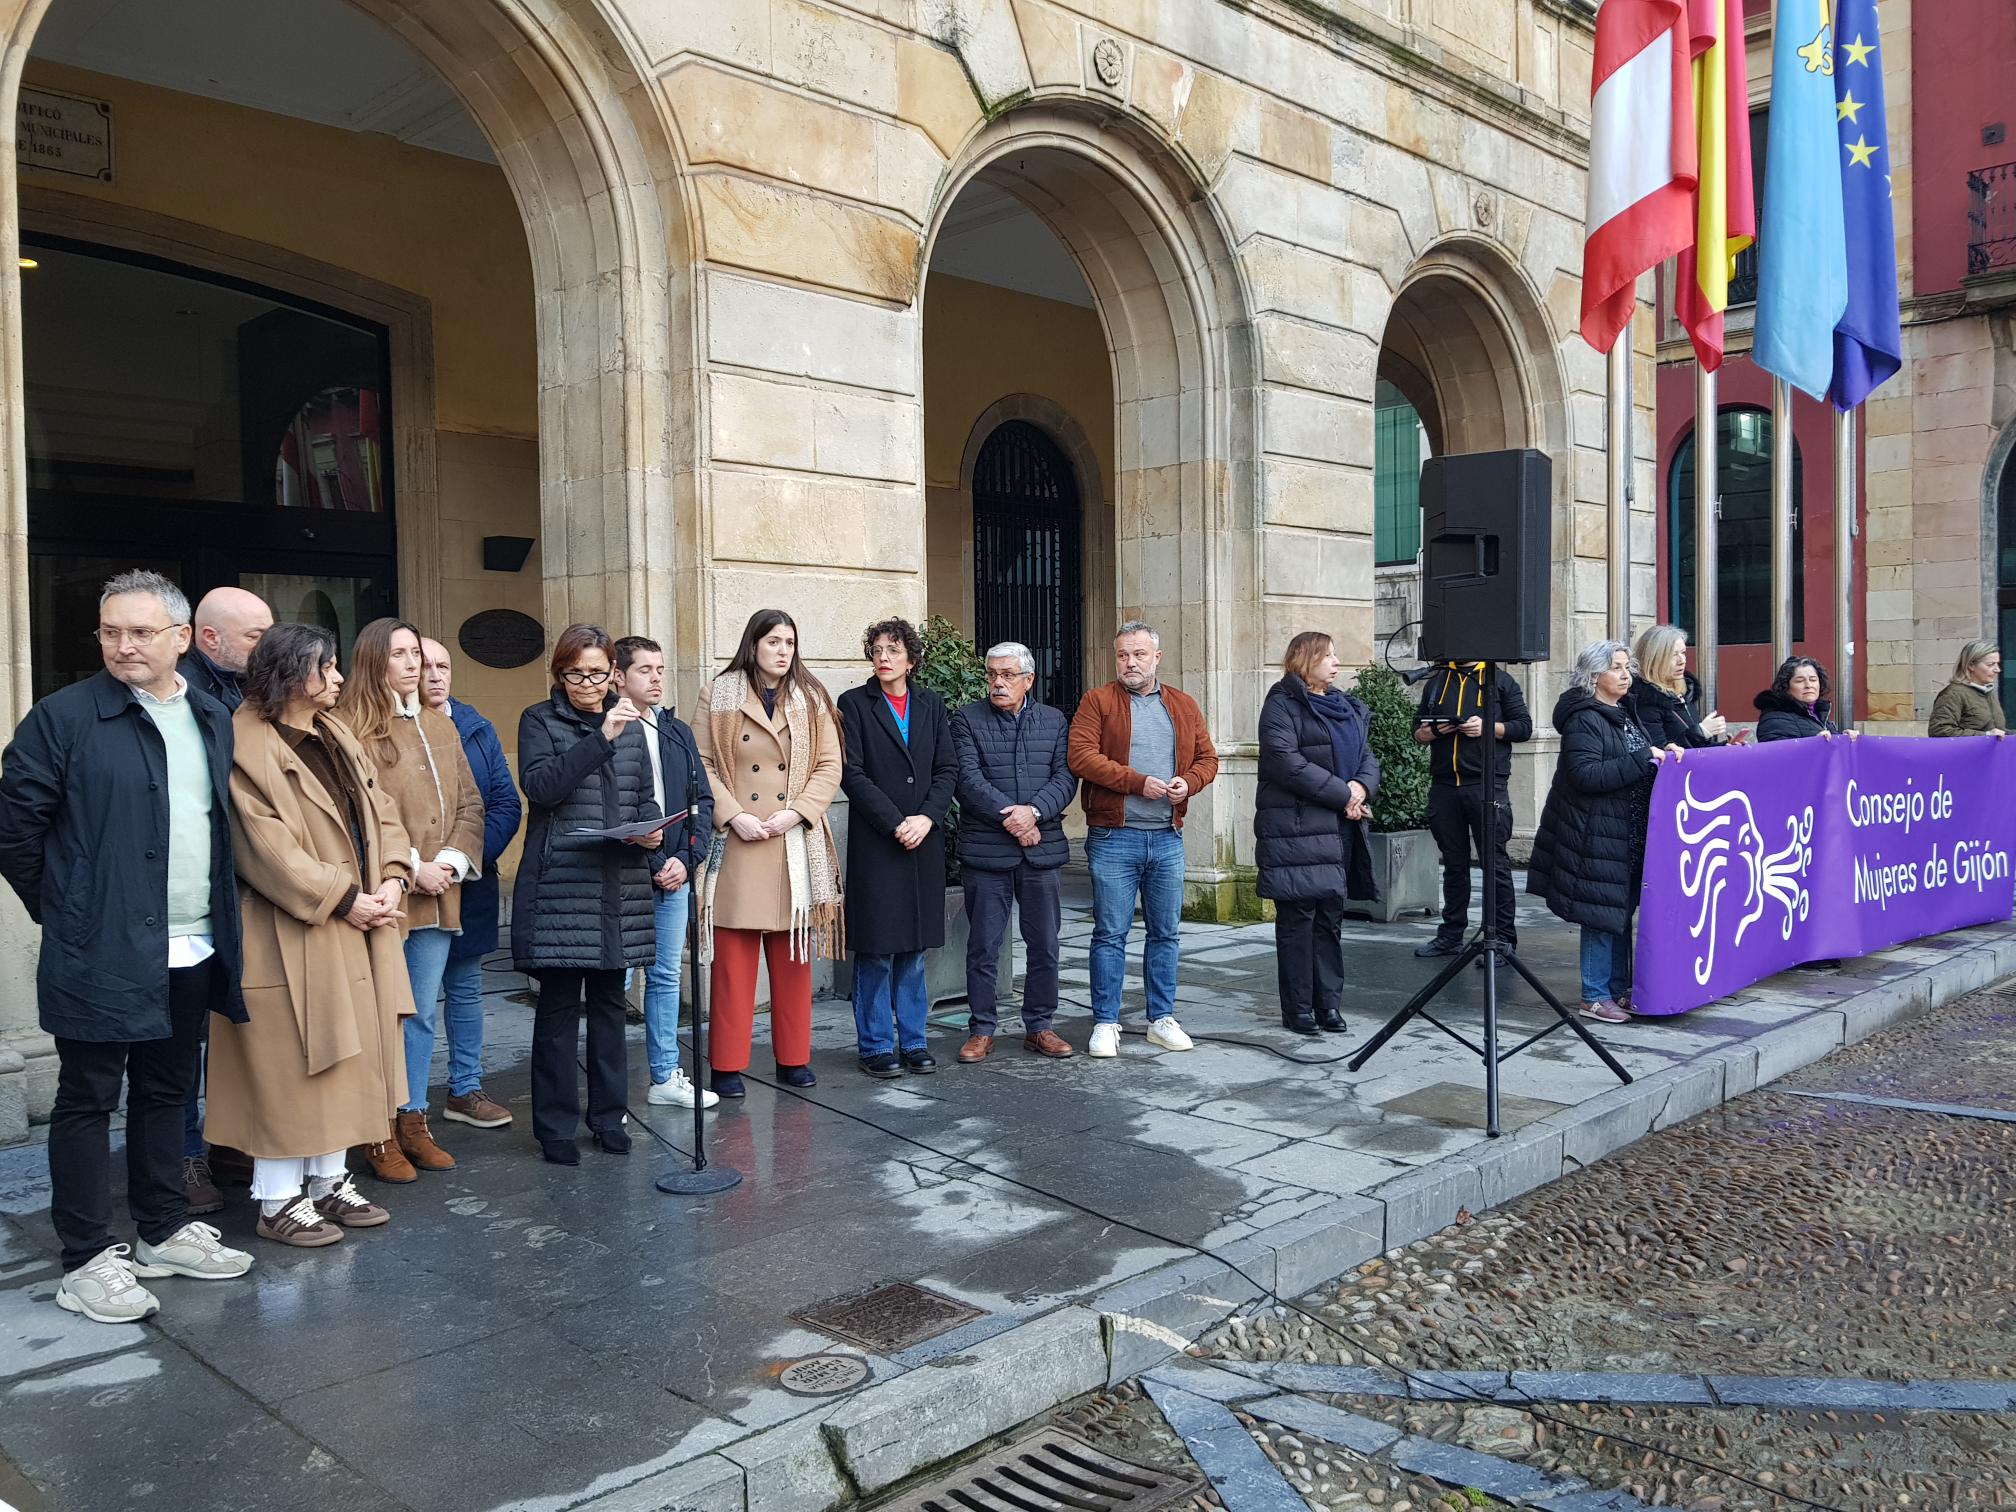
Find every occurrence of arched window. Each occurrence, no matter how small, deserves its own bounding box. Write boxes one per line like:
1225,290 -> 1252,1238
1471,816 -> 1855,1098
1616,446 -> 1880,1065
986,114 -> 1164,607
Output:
1668,406 -> 1804,646
972,420 -> 1084,714
1374,379 -> 1427,565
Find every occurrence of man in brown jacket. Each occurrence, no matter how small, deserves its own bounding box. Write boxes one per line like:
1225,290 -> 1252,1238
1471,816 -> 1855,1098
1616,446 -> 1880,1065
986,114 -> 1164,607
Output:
1067,621 -> 1219,1060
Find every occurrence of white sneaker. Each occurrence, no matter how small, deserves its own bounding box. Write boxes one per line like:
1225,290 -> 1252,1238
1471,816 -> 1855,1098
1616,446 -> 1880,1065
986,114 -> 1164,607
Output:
1145,1017 -> 1194,1052
55,1245 -> 160,1324
648,1068 -> 720,1109
1087,1023 -> 1121,1058
134,1221 -> 254,1280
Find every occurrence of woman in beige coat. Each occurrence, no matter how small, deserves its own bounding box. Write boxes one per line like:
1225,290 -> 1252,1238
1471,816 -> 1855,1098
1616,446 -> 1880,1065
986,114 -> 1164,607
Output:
695,609 -> 843,1098
338,617 -> 485,1181
207,623 -> 415,1248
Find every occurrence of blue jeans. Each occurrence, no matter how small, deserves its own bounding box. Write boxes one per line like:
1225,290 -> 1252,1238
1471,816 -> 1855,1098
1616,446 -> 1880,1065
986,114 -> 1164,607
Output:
852,951 -> 929,1060
1086,826 -> 1185,1025
1578,926 -> 1632,1004
644,884 -> 692,1084
400,927 -> 455,1111
440,951 -> 487,1098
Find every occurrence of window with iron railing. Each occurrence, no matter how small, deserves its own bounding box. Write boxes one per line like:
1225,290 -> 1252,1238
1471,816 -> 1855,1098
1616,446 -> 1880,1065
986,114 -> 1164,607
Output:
1969,161 -> 2016,276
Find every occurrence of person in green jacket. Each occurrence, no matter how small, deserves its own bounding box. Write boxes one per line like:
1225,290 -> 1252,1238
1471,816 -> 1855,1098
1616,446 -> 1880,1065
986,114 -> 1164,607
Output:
1927,641 -> 2006,738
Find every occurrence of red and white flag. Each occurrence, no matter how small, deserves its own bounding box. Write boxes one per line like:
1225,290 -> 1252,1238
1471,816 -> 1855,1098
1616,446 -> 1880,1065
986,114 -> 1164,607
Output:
1581,0 -> 1699,355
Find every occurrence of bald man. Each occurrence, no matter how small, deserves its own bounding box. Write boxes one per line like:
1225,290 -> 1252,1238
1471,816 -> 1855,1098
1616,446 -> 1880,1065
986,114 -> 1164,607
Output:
178,588 -> 273,715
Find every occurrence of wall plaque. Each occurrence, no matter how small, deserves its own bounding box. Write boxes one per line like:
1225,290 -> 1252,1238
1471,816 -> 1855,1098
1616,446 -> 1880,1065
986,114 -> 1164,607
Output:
458,609 -> 545,670
16,87 -> 112,183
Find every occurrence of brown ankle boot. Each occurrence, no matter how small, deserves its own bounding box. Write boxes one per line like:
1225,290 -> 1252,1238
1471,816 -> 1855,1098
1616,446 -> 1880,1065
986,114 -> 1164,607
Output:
396,1110 -> 456,1172
360,1123 -> 417,1184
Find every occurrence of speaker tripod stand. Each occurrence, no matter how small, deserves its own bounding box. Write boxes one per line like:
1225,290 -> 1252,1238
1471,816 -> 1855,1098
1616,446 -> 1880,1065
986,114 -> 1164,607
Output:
1346,660 -> 1632,1137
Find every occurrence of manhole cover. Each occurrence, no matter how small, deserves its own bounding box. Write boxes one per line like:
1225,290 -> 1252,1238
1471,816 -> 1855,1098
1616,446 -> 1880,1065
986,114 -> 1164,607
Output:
794,1281 -> 985,1355
884,1429 -> 1200,1512
777,1353 -> 871,1396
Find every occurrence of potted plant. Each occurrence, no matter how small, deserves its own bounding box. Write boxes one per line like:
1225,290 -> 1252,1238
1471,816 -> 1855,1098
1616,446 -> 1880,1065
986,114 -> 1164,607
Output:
1349,664 -> 1439,922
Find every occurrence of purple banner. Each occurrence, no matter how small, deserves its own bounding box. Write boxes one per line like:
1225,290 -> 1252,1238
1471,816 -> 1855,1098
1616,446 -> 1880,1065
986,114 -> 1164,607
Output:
1631,736 -> 2016,1015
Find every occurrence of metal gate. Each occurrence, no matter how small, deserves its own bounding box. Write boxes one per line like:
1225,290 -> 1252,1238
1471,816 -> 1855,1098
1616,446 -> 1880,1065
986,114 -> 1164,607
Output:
972,420 -> 1084,715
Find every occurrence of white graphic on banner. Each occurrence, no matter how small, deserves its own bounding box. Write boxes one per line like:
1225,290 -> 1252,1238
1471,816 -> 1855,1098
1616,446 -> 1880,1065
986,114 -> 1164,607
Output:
1673,774 -> 1815,986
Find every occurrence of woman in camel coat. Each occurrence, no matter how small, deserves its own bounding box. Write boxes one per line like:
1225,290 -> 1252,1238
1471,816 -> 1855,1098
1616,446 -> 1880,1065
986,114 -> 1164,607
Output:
206,623 -> 416,1249
694,609 -> 843,1098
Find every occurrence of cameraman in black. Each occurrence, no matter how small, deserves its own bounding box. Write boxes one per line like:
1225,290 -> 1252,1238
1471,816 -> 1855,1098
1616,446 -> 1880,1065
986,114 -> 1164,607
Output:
1411,662 -> 1532,963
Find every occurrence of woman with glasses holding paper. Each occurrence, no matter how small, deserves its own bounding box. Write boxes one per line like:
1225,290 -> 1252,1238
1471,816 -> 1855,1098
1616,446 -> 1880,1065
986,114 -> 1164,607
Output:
512,624 -> 663,1164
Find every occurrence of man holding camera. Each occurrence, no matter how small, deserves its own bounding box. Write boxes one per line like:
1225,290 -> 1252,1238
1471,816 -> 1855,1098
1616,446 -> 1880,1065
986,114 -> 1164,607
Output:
1412,662 -> 1531,961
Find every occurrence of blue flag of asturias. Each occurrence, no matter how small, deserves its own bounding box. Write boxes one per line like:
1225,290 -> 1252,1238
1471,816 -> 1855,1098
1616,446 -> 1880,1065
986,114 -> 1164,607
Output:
1828,0 -> 1901,410
1754,0 -> 1848,400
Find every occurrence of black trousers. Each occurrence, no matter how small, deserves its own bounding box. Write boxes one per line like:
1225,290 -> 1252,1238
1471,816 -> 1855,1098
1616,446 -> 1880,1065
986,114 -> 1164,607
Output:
1427,782 -> 1517,947
963,864 -> 1061,1036
1274,896 -> 1345,1025
529,969 -> 630,1145
50,960 -> 211,1272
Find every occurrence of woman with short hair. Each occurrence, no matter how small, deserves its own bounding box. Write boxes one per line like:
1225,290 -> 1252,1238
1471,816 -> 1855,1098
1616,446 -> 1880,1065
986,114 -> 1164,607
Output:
337,618 -> 484,1182
207,623 -> 414,1245
1928,641 -> 2006,738
694,609 -> 844,1097
1625,624 -> 1726,749
1527,641 -> 1678,1024
1753,657 -> 1851,741
513,624 -> 663,1165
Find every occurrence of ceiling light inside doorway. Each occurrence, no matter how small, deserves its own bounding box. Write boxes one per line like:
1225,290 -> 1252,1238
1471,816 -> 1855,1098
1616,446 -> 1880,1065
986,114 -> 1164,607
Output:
16,257 -> 37,270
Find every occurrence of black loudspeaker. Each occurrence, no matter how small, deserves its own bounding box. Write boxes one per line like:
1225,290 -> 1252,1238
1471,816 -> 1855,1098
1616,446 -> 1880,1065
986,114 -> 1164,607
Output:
1418,449 -> 1551,665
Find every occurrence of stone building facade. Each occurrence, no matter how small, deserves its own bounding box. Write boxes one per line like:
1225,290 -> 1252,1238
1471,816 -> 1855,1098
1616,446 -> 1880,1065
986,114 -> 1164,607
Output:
0,0 -> 1656,1109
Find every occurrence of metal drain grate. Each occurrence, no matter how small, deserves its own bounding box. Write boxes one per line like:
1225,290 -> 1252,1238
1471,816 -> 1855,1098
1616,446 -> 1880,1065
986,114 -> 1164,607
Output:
794,1281 -> 985,1354
884,1430 -> 1200,1512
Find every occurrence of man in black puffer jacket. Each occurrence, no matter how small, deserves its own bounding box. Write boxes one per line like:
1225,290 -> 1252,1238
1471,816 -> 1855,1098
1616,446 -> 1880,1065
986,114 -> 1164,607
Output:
950,642 -> 1078,1064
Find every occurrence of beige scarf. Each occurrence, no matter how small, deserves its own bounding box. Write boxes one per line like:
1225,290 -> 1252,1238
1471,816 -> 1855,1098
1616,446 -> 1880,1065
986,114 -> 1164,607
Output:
699,670 -> 845,964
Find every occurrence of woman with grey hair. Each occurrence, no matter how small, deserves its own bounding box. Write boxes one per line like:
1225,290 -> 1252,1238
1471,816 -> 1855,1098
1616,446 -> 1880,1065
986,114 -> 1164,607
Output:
1526,641 -> 1679,1023
1927,641 -> 2005,738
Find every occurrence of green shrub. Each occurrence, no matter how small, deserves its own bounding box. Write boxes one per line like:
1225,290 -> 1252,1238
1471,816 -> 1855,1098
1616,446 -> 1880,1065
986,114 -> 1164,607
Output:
912,616 -> 989,883
1351,663 -> 1430,833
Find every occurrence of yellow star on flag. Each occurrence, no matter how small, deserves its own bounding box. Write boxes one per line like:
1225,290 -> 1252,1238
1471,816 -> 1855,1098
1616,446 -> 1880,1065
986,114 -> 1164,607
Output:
1846,134 -> 1878,168
1843,33 -> 1875,66
1837,91 -> 1863,123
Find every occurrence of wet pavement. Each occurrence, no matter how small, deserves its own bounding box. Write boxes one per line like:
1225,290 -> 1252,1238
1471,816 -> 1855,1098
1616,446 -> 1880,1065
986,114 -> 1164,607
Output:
0,877 -> 2012,1511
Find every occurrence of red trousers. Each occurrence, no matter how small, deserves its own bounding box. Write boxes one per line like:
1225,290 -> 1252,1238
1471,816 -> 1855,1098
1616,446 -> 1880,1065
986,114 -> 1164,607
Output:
708,927 -> 813,1072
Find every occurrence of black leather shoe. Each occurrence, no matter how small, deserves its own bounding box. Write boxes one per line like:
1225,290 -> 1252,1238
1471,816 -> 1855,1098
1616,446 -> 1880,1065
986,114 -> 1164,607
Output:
859,1054 -> 902,1079
590,1125 -> 631,1155
1314,1009 -> 1347,1034
1414,937 -> 1463,958
776,1064 -> 817,1088
710,1072 -> 746,1099
1282,1014 -> 1320,1037
540,1139 -> 580,1166
901,1049 -> 938,1074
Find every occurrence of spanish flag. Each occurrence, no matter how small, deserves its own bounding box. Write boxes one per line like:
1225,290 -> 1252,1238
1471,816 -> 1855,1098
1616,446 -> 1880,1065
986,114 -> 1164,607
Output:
1674,0 -> 1756,371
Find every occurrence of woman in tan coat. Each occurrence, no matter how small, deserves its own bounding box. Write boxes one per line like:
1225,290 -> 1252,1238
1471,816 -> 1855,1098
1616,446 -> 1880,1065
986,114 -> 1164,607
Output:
207,623 -> 415,1248
337,617 -> 485,1181
1928,640 -> 2006,738
695,609 -> 844,1098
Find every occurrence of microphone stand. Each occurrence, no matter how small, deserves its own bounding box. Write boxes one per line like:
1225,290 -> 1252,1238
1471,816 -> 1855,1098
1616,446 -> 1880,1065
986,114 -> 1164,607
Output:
658,745 -> 741,1195
1347,661 -> 1632,1136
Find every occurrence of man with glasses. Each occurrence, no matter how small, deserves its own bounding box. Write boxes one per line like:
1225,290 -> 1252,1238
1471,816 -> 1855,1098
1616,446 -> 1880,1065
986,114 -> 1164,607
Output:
949,642 -> 1078,1063
0,570 -> 254,1323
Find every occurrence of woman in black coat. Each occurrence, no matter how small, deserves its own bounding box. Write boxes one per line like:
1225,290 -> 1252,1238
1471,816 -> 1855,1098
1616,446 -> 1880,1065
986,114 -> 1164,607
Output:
1254,631 -> 1380,1036
1625,624 -> 1727,749
838,618 -> 958,1078
1527,642 -> 1677,1023
513,624 -> 662,1165
1753,656 -> 1852,742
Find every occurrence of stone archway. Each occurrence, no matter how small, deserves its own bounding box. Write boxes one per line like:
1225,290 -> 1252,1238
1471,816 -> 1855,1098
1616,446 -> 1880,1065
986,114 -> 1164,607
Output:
922,106 -> 1260,913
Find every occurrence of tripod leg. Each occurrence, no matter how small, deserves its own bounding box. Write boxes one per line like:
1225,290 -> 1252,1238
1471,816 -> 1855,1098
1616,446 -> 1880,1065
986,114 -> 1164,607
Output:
1347,944 -> 1481,1071
1482,948 -> 1501,1138
1505,951 -> 1633,1085
689,897 -> 710,1171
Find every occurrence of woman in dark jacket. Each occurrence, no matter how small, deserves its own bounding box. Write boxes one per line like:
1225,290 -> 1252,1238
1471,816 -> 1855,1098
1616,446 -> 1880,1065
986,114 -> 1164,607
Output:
838,618 -> 958,1078
1753,657 -> 1853,742
1626,624 -> 1726,749
1927,641 -> 2006,738
1254,631 -> 1380,1036
1527,641 -> 1676,1024
513,624 -> 662,1164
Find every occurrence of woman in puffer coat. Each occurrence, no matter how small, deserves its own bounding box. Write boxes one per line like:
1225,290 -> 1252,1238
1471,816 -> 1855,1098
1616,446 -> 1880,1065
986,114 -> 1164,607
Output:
1927,641 -> 2006,739
1527,641 -> 1678,1024
1752,656 -> 1857,742
512,624 -> 662,1165
1254,631 -> 1380,1037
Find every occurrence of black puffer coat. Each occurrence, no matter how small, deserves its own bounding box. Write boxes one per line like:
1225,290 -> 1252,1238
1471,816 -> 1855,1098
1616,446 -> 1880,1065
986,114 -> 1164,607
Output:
1753,689 -> 1836,742
950,698 -> 1077,872
511,689 -> 661,972
1526,688 -> 1657,935
1254,677 -> 1381,903
1624,680 -> 1720,749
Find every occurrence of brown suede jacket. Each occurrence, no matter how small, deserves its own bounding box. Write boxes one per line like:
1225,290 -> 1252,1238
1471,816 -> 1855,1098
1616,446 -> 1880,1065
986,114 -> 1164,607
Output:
1067,680 -> 1219,830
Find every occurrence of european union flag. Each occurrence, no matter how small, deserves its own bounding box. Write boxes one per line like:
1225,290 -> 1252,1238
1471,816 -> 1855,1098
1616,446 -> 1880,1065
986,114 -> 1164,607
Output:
1829,0 -> 1902,410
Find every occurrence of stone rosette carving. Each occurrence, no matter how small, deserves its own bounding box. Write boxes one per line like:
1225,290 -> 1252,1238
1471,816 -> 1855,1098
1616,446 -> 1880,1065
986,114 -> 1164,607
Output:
1092,37 -> 1125,89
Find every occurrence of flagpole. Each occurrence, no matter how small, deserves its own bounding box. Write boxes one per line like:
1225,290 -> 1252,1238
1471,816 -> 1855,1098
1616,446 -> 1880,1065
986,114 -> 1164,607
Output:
1834,405 -> 1857,732
1694,363 -> 1719,715
1770,375 -> 1795,670
1607,339 -> 1632,641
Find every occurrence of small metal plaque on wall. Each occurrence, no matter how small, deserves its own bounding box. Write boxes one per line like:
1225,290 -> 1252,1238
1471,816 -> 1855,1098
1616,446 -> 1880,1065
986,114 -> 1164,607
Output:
458,609 -> 545,670
16,87 -> 112,183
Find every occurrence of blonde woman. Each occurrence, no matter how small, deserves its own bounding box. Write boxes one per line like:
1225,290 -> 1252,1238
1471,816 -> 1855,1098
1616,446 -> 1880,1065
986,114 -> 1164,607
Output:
1624,625 -> 1726,749
1928,641 -> 2006,738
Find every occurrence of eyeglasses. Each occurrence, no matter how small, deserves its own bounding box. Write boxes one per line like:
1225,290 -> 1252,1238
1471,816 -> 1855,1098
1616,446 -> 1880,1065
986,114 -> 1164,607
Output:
870,645 -> 910,662
986,670 -> 1029,685
95,624 -> 184,648
561,668 -> 611,687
